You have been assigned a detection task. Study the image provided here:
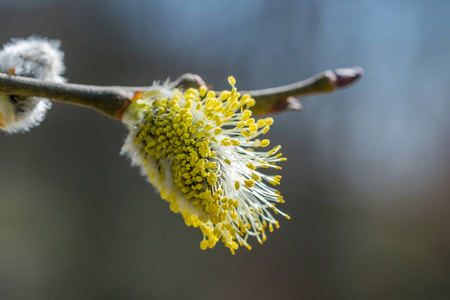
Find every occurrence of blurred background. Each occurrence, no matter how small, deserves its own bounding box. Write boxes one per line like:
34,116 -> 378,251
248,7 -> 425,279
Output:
0,0 -> 449,299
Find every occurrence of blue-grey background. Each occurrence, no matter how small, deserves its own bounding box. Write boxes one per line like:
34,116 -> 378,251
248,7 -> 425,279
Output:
0,1 -> 449,299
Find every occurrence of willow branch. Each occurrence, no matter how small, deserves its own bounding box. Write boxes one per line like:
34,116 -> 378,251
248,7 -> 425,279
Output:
246,67 -> 363,114
0,67 -> 362,119
0,74 -> 134,119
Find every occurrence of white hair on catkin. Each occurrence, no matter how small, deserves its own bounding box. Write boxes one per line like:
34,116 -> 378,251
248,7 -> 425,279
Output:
0,36 -> 65,133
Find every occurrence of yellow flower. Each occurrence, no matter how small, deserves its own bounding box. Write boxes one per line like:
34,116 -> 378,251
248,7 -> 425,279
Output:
121,77 -> 288,253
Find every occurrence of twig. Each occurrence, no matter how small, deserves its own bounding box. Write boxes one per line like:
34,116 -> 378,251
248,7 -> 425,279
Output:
0,74 -> 133,119
0,67 -> 362,119
247,67 -> 363,114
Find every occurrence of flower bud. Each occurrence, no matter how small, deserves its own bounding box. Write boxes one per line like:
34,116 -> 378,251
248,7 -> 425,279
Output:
0,36 -> 65,133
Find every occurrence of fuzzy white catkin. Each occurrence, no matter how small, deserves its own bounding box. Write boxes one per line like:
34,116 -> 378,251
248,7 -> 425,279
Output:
0,36 -> 65,133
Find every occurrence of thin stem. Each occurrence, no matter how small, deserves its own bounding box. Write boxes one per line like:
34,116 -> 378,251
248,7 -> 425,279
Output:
0,73 -> 132,119
0,67 -> 362,119
246,67 -> 363,114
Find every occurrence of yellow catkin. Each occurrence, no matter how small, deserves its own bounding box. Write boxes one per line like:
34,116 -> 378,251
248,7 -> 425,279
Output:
124,77 -> 287,254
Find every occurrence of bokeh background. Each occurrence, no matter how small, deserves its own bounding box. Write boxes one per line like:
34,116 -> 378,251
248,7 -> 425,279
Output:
1,1 -> 449,299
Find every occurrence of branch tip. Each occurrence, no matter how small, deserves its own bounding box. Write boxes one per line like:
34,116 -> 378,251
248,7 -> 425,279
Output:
333,66 -> 363,88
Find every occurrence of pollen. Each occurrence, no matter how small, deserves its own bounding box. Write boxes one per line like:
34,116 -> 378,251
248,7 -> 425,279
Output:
228,76 -> 236,86
121,77 -> 288,253
260,139 -> 270,147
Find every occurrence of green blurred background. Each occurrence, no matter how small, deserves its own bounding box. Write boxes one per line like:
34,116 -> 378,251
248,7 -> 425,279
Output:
0,1 -> 449,299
